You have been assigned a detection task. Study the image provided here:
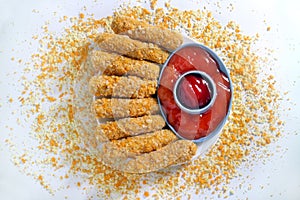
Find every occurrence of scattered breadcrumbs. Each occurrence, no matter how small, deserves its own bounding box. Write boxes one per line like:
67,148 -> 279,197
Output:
6,1 -> 285,199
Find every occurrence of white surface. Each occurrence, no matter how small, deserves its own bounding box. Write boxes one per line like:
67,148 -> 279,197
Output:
1,0 -> 300,200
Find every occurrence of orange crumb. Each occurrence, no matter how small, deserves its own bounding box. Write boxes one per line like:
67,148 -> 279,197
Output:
21,158 -> 27,164
150,0 -> 158,10
79,13 -> 85,19
50,139 -> 58,147
46,96 -> 57,102
144,191 -> 150,197
38,175 -> 43,181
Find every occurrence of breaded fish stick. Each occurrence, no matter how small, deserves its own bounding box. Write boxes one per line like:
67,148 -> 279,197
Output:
92,98 -> 159,119
125,140 -> 197,173
96,115 -> 165,140
100,140 -> 197,173
89,75 -> 157,98
91,51 -> 160,80
95,33 -> 169,64
111,16 -> 183,51
111,129 -> 177,154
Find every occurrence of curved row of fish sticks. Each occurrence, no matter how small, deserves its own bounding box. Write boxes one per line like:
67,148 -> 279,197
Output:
89,16 -> 197,173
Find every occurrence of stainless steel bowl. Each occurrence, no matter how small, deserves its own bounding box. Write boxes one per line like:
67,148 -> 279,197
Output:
157,38 -> 233,145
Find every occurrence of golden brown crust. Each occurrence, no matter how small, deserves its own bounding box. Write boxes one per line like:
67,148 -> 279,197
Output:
111,129 -> 177,154
96,115 -> 165,141
89,75 -> 157,98
126,140 -> 197,173
92,98 -> 159,119
90,50 -> 160,80
100,139 -> 197,173
111,16 -> 183,51
95,33 -> 169,64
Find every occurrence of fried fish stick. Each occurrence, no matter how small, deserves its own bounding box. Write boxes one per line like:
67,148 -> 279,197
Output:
89,75 -> 157,98
92,98 -> 159,119
96,115 -> 165,140
111,16 -> 183,51
125,140 -> 197,173
100,139 -> 197,173
91,50 -> 160,80
95,33 -> 169,64
111,130 -> 177,154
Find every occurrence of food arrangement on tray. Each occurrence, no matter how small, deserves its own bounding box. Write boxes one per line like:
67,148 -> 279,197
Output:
4,1 -> 287,199
89,16 -> 232,173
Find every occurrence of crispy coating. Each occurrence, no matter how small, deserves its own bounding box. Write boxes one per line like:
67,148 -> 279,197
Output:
111,16 -> 148,33
92,98 -> 159,119
91,50 -> 160,80
111,16 -> 183,51
89,75 -> 157,98
100,139 -> 197,173
96,115 -> 165,141
125,140 -> 197,173
95,33 -> 169,64
111,129 -> 177,154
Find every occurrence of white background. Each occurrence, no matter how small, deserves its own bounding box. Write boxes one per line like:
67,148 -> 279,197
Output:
1,0 -> 300,199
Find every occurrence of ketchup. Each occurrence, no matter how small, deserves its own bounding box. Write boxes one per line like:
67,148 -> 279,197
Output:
177,74 -> 211,109
158,46 -> 231,140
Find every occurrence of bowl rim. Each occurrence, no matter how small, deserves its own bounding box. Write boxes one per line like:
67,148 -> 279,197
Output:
157,41 -> 233,143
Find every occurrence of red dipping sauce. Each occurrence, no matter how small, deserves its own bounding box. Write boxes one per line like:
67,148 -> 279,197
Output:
177,73 -> 211,109
157,45 -> 231,140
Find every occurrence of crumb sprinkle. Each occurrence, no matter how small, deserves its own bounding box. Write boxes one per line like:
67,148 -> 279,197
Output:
7,1 -> 285,199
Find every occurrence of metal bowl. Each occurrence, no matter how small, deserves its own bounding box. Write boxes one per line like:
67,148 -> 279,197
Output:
157,38 -> 233,146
